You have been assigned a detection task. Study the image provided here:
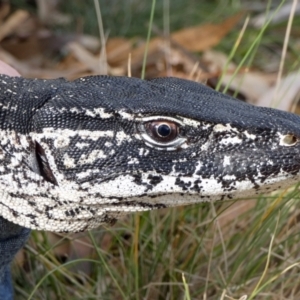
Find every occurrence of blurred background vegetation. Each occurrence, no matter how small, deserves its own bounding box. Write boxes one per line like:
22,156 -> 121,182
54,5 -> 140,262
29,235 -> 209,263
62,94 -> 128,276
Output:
11,0 -> 240,36
2,0 -> 300,299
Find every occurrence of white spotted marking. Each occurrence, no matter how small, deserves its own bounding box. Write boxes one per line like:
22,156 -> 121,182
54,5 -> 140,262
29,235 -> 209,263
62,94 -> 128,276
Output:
104,141 -> 113,147
223,174 -> 236,180
63,154 -> 76,169
75,142 -> 90,149
244,131 -> 256,139
88,107 -> 114,119
70,107 -> 80,114
54,136 -> 70,148
118,110 -> 134,120
213,123 -> 239,133
220,136 -> 242,145
78,150 -> 107,165
128,157 -> 139,165
115,131 -> 131,145
176,116 -> 201,127
223,156 -> 231,167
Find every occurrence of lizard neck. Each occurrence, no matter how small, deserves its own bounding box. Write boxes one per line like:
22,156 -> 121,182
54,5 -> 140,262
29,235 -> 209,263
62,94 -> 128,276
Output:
0,75 -> 65,133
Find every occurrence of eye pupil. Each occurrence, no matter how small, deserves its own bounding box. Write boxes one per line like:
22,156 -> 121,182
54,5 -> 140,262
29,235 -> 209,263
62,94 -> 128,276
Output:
157,124 -> 171,137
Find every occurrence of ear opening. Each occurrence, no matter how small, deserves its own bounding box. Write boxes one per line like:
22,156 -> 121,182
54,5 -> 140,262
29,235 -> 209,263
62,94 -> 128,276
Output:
35,142 -> 58,186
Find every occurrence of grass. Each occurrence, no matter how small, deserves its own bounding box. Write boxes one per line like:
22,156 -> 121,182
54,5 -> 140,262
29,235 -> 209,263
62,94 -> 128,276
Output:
14,191 -> 300,299
9,0 -> 300,299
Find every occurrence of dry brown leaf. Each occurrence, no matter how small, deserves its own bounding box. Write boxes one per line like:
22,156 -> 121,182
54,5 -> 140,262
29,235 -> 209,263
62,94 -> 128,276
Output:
0,3 -> 10,24
67,42 -> 105,74
77,34 -> 101,52
203,50 -> 275,102
36,0 -> 71,25
2,35 -> 43,61
0,10 -> 29,42
0,48 -> 88,79
171,13 -> 242,52
222,71 -> 274,103
130,37 -> 162,67
106,37 -> 133,65
127,37 -> 201,77
202,50 -> 236,74
56,52 -> 86,71
67,42 -> 100,71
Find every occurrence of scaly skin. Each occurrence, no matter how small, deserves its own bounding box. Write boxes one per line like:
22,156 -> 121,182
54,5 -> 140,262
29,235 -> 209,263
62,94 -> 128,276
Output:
0,75 -> 299,232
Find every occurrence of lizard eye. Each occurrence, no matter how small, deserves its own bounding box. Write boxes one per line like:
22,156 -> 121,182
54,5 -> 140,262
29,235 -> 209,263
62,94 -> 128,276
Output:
145,121 -> 178,142
137,116 -> 187,150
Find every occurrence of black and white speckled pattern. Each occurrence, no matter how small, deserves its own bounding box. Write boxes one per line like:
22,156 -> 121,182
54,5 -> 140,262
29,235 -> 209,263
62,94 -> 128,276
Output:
0,75 -> 299,232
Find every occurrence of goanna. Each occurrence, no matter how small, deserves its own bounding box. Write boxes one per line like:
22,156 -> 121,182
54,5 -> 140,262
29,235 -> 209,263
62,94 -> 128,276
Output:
0,75 -> 299,232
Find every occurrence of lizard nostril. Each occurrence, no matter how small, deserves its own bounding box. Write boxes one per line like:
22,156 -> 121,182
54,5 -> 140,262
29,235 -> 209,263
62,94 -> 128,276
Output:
280,134 -> 298,146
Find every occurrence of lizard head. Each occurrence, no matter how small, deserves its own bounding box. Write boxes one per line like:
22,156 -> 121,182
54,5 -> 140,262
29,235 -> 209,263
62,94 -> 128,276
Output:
1,76 -> 300,231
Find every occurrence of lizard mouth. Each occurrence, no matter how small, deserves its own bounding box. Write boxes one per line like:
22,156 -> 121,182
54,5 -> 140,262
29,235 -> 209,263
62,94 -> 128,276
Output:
35,141 -> 58,186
